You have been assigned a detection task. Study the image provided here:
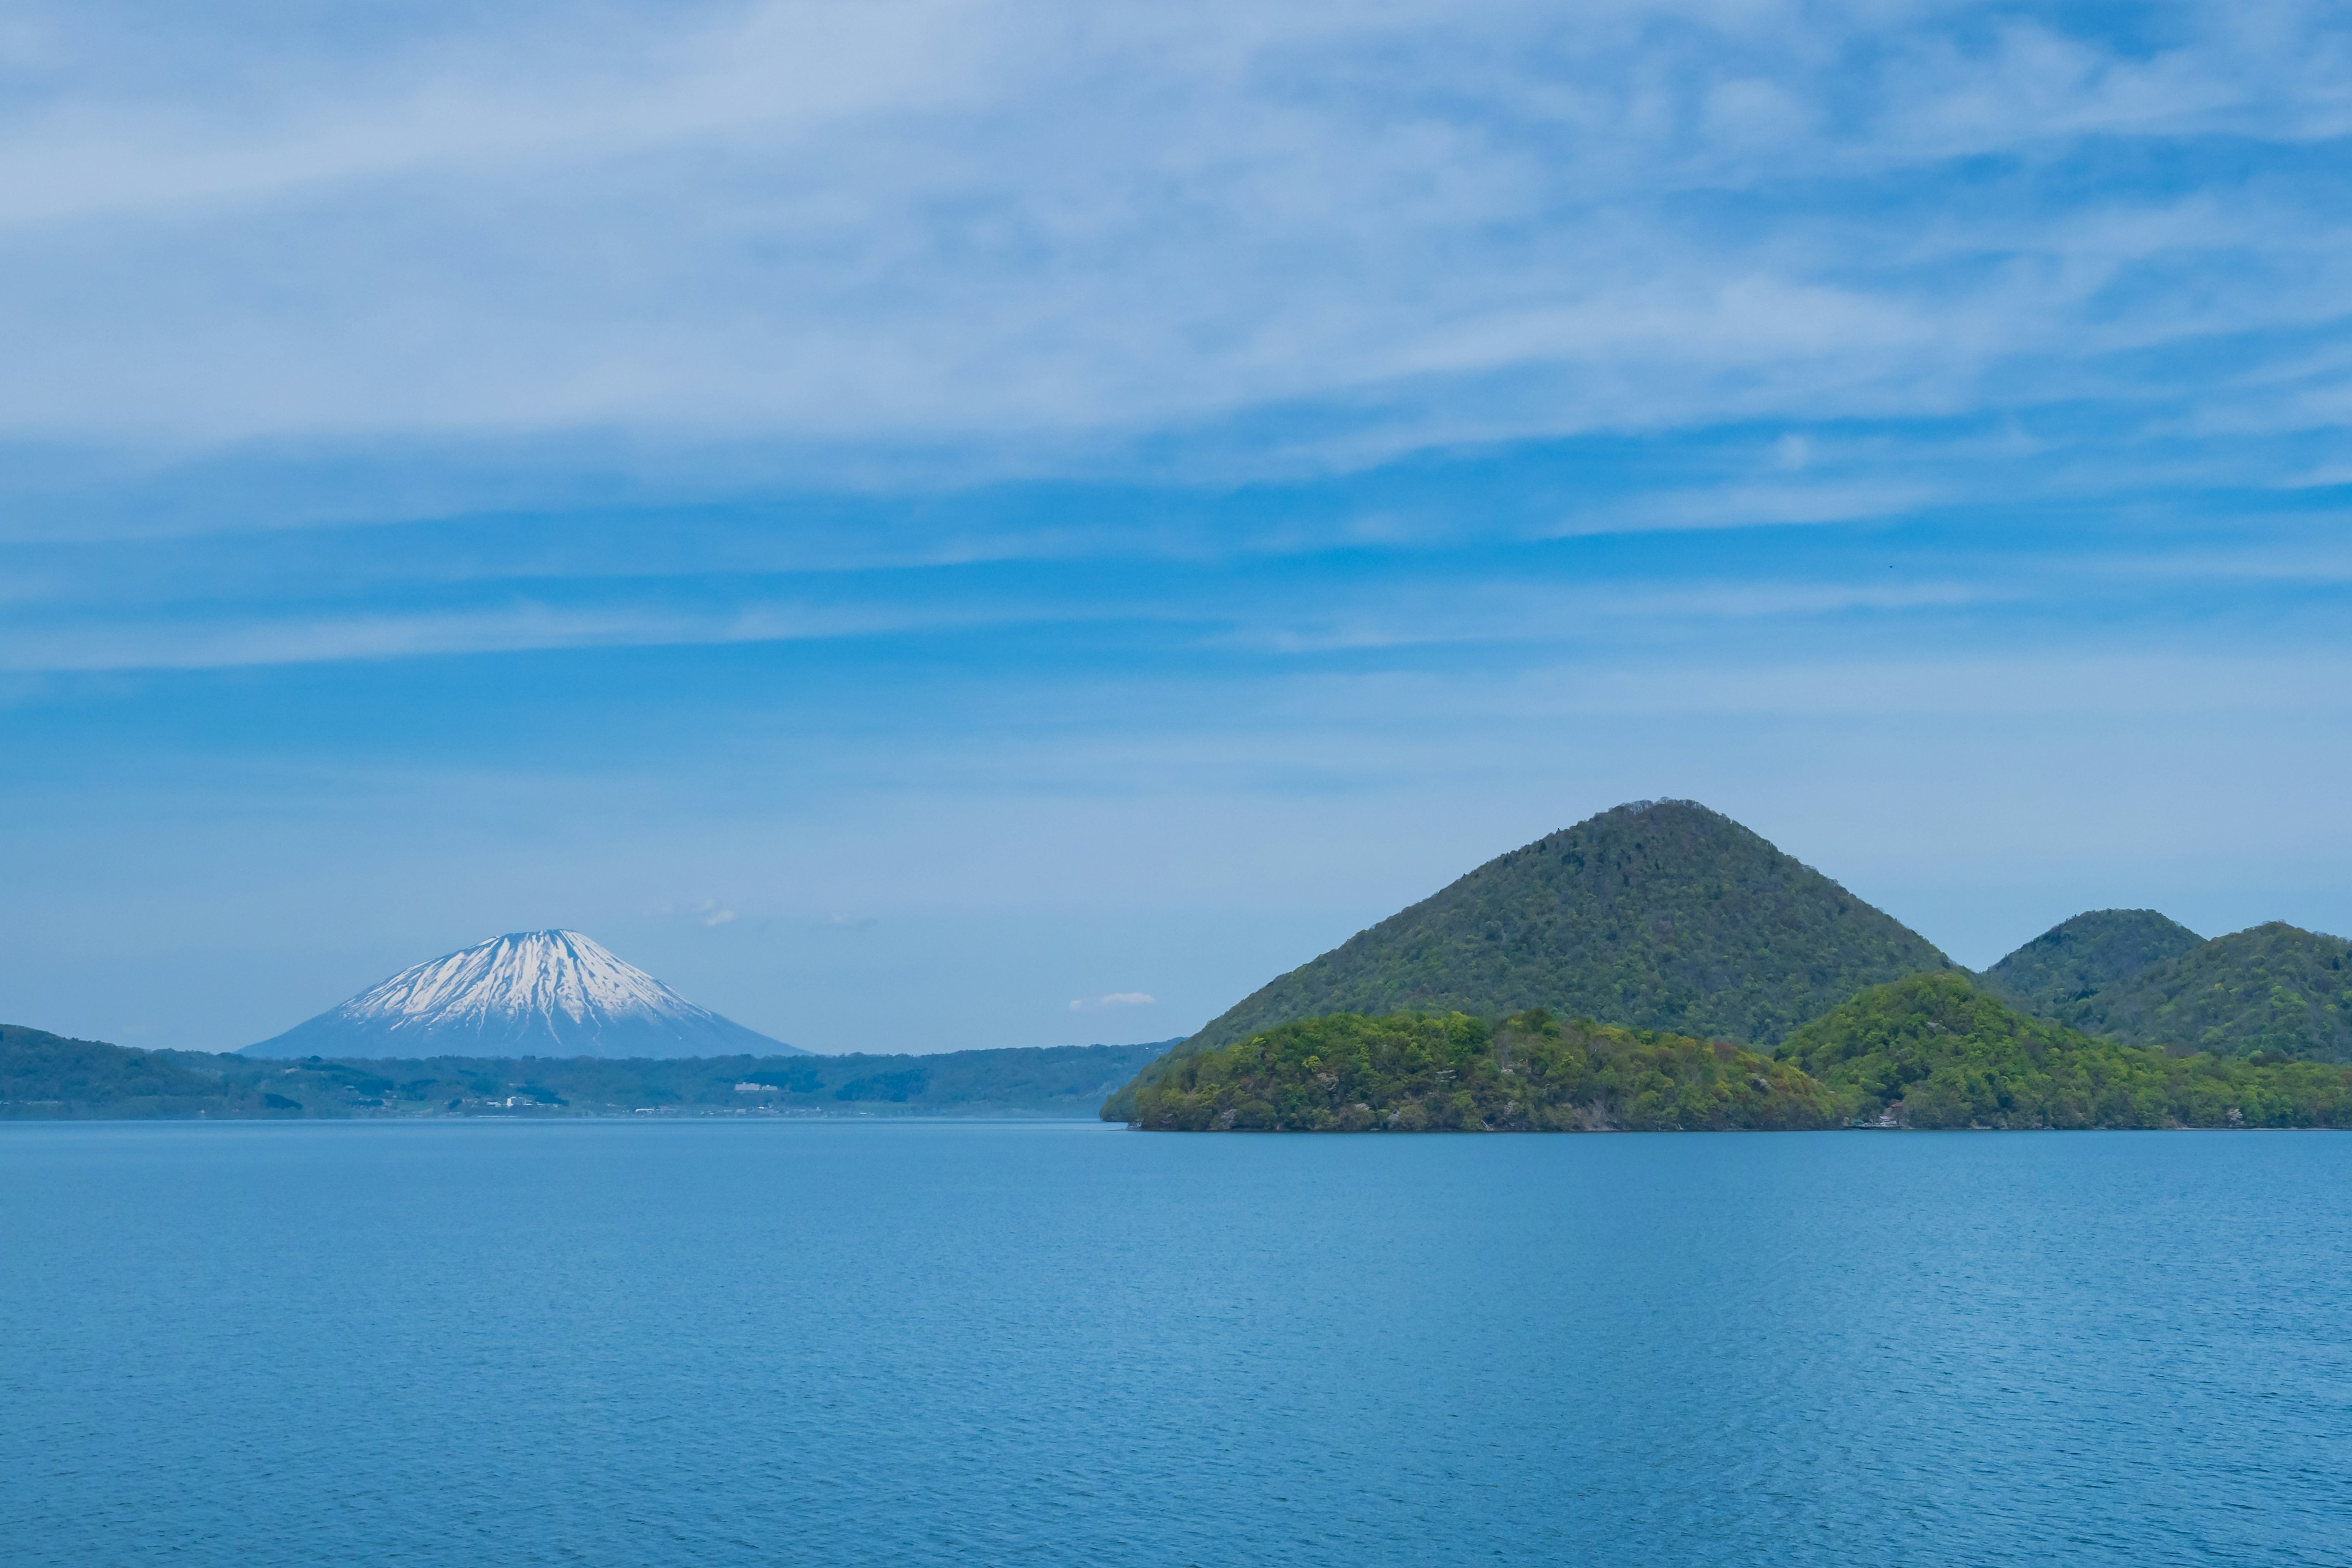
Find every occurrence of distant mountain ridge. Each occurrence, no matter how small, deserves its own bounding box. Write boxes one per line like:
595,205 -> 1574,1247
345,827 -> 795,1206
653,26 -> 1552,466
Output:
246,930 -> 803,1060
1181,800 -> 1947,1055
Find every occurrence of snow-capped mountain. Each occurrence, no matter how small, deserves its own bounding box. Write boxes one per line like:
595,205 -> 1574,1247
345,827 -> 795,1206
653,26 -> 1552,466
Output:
244,930 -> 804,1059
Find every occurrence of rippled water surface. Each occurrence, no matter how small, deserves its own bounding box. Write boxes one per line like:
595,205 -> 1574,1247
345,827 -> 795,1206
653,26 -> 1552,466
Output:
3,1121 -> 2348,1566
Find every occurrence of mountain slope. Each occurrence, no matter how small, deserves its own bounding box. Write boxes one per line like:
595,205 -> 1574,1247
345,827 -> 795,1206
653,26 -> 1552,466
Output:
1776,973 -> 2352,1128
246,930 -> 803,1059
2048,922 -> 2352,1061
1182,799 -> 1947,1055
1981,909 -> 2204,1015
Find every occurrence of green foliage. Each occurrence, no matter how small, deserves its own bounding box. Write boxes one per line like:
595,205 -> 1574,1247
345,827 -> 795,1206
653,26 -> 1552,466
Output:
2040,923 -> 2352,1063
1177,800 -> 1948,1064
1777,973 -> 2352,1129
1980,909 -> 2204,1014
1128,1009 -> 1845,1133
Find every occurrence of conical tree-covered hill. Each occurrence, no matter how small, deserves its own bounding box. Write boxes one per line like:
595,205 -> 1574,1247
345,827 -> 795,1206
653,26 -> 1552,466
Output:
2047,922 -> 2352,1061
1981,909 -> 2205,1016
1180,799 -> 1949,1056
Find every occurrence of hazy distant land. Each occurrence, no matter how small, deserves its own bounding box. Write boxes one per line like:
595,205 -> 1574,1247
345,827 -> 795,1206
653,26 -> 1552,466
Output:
0,1030 -> 1170,1121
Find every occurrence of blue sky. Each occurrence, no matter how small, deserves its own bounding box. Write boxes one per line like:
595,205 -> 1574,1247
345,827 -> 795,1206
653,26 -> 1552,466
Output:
3,0 -> 2350,1052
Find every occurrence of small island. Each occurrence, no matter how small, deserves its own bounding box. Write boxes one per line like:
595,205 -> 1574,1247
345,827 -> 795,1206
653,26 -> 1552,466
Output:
1103,802 -> 2352,1132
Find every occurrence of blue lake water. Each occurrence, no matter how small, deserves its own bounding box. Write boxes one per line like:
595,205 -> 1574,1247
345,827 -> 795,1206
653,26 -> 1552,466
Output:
2,1121 -> 2348,1566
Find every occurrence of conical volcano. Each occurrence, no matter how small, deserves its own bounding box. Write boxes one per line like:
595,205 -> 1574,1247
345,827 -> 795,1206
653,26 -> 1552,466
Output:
244,930 -> 802,1059
1180,799 -> 1948,1055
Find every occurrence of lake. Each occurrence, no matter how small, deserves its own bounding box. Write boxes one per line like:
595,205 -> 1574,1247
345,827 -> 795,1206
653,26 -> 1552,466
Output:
2,1121 -> 2347,1566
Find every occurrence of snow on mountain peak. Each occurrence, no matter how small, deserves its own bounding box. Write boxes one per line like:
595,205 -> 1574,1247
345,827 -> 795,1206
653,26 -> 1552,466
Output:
343,929 -> 695,1028
244,929 -> 804,1059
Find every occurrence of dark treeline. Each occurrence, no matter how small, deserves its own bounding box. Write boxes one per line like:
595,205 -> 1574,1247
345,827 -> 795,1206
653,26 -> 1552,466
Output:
0,1027 -> 1172,1119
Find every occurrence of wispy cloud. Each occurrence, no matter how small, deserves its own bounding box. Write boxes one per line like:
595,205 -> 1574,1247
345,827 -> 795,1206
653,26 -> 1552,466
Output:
0,1 -> 2344,465
1070,992 -> 1156,1011
0,593 -> 1055,673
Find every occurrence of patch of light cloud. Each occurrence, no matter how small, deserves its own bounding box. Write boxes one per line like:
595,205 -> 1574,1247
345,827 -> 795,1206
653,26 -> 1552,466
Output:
1070,992 -> 1155,1011
0,0 -> 2343,472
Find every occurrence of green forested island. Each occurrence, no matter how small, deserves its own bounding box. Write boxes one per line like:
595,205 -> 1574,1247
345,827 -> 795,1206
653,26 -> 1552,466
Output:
1104,799 -> 2352,1131
0,1025 -> 1170,1120
1126,979 -> 2352,1133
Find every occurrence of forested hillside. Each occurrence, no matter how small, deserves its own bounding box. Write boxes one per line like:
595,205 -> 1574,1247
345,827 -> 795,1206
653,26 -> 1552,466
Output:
2029,923 -> 2352,1062
1176,800 -> 1947,1058
0,1025 -> 259,1118
1777,973 -> 2352,1128
1981,909 -> 2204,1014
1126,1009 -> 1842,1133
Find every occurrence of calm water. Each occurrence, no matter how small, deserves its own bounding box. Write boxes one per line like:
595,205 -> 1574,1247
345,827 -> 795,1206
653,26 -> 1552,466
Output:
2,1123 -> 2348,1566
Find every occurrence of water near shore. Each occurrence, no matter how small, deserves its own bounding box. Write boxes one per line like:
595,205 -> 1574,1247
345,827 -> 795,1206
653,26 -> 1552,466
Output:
3,1121 -> 2347,1566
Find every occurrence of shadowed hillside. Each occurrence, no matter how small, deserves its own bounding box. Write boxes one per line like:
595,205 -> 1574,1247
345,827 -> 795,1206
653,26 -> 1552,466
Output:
2043,923 -> 2352,1061
1180,799 -> 1946,1055
1981,909 -> 2204,1015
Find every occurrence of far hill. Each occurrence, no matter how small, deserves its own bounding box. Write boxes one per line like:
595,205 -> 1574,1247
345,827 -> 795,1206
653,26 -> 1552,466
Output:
1981,909 -> 2204,1015
0,1024 -> 257,1118
1127,1009 -> 1843,1133
1178,799 -> 1947,1057
2044,922 -> 2352,1061
1776,973 -> 2352,1128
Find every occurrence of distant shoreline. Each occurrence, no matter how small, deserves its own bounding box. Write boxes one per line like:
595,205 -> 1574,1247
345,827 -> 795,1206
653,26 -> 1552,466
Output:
0,1027 -> 1174,1123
